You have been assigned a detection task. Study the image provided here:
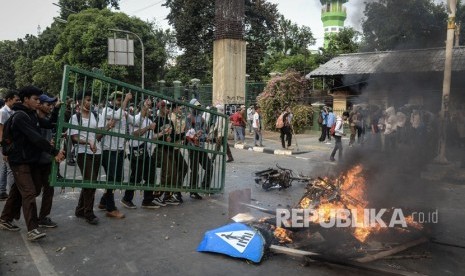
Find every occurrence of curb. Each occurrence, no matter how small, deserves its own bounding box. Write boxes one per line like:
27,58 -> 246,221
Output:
231,143 -> 294,156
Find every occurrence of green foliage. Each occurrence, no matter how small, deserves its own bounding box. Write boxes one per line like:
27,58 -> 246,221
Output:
319,27 -> 360,63
266,53 -> 319,76
0,41 -> 20,89
32,55 -> 63,95
164,0 -> 279,82
54,9 -> 168,89
257,70 -> 313,133
58,0 -> 121,19
14,56 -> 34,89
361,0 -> 447,51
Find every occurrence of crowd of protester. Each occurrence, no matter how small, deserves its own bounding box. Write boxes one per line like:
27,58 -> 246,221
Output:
0,86 -> 231,240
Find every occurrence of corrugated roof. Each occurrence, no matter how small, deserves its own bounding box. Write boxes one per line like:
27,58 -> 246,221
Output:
307,47 -> 465,77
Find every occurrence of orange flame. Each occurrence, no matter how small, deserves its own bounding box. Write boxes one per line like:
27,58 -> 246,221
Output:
274,227 -> 293,243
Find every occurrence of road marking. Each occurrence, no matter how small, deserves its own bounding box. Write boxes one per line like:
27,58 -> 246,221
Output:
21,233 -> 58,276
295,157 -> 310,160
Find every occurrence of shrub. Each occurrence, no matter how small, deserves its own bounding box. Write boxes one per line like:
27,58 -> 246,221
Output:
257,70 -> 313,133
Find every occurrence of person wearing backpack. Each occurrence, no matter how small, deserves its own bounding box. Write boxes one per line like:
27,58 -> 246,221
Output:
330,111 -> 349,162
318,106 -> 329,142
0,86 -> 65,241
0,90 -> 20,201
279,106 -> 293,150
326,108 -> 336,143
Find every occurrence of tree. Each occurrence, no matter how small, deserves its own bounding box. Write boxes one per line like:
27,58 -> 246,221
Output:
361,0 -> 447,51
244,0 -> 279,81
319,27 -> 360,63
58,0 -> 121,19
53,9 -> 168,90
0,41 -> 20,89
264,14 -> 316,76
268,15 -> 315,56
32,55 -> 63,95
164,0 -> 279,82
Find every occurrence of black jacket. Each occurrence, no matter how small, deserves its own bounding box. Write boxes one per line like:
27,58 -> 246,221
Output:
6,103 -> 59,166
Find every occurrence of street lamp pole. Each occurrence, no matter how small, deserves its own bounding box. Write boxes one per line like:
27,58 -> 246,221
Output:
435,0 -> 456,164
109,28 -> 145,90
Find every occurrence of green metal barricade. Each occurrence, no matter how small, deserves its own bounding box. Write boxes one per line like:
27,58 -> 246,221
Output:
51,66 -> 227,194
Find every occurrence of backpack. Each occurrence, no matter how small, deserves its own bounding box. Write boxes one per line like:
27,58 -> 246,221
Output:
1,111 -> 28,156
329,122 -> 337,136
275,113 -> 285,129
318,112 -> 323,124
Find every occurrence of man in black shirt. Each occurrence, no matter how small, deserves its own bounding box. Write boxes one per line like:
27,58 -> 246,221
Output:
0,86 -> 64,241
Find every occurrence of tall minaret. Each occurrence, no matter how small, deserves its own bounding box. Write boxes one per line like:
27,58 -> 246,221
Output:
321,0 -> 348,48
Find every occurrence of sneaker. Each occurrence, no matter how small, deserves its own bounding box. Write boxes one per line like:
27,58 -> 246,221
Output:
86,216 -> 99,225
121,199 -> 137,209
67,159 -> 76,166
141,202 -> 160,209
106,210 -> 125,219
164,196 -> 180,206
174,193 -> 183,204
153,197 -> 167,207
190,192 -> 203,200
226,158 -> 234,163
0,219 -> 21,231
27,229 -> 46,241
330,157 -> 336,162
38,217 -> 58,228
0,192 -> 8,201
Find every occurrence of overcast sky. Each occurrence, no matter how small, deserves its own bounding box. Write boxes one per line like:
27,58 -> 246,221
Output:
0,0 -> 446,49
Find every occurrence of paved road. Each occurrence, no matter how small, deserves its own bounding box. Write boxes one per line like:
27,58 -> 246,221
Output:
1,133 -> 464,276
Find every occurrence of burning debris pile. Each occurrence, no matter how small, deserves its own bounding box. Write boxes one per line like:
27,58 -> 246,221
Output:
269,164 -> 425,248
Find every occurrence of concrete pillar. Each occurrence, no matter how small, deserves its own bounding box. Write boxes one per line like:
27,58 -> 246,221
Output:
173,80 -> 182,100
332,91 -> 349,115
213,39 -> 246,105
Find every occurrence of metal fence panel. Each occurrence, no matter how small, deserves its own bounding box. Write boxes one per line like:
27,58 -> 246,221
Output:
52,66 -> 227,194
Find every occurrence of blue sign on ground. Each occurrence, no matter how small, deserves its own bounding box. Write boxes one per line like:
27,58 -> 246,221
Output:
197,223 -> 266,263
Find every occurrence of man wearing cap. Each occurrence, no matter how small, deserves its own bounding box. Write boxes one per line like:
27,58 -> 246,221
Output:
0,90 -> 20,201
35,94 -> 61,228
186,99 -> 213,200
0,86 -> 65,241
97,91 -> 132,219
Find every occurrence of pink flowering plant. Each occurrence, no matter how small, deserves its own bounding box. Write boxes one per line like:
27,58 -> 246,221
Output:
257,70 -> 313,133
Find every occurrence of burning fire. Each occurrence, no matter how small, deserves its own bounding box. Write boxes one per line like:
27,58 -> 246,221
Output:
297,165 -> 421,243
273,227 -> 293,243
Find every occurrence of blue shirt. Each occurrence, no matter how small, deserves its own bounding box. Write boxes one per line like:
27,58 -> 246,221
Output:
326,112 -> 336,127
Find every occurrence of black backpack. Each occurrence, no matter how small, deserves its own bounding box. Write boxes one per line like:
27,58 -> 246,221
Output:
1,110 -> 28,156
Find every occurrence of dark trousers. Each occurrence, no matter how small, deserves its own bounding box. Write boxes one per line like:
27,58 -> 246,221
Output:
100,150 -> 124,212
188,149 -> 213,189
36,163 -> 54,220
1,164 -> 43,231
159,147 -> 187,189
123,150 -> 155,204
280,126 -> 292,148
215,137 -> 233,160
319,124 -> 328,141
75,154 -> 100,219
330,135 -> 343,160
